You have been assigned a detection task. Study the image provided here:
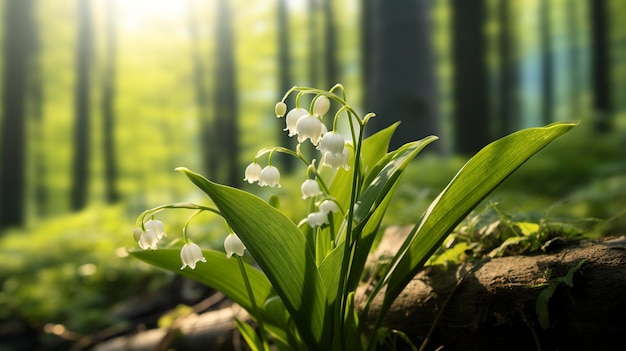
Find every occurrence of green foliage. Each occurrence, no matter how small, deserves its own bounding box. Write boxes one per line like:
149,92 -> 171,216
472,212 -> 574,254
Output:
534,259 -> 586,329
0,206 -> 167,334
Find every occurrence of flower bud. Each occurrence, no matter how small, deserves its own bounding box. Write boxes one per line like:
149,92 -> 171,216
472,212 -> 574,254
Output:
313,95 -> 330,116
317,131 -> 345,157
138,229 -> 159,250
275,101 -> 287,117
224,233 -> 246,258
259,165 -> 281,187
244,162 -> 263,184
319,200 -> 340,214
301,179 -> 322,199
284,108 -> 308,136
180,242 -> 207,270
145,219 -> 167,239
306,211 -> 329,227
321,147 -> 350,170
295,114 -> 323,145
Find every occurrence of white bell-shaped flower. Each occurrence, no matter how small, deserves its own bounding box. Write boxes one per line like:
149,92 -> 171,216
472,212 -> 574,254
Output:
275,101 -> 287,117
319,200 -> 340,214
180,242 -> 207,270
145,219 -> 167,239
301,179 -> 322,199
313,95 -> 330,116
321,147 -> 350,170
295,114 -> 323,145
244,162 -> 263,184
259,165 -> 281,187
306,211 -> 329,227
137,229 -> 159,250
317,131 -> 345,156
284,108 -> 307,136
224,233 -> 246,259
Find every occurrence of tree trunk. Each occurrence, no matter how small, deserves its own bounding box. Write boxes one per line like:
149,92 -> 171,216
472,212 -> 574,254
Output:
308,0 -> 319,87
451,0 -> 489,154
276,0 -> 296,172
540,0 -> 553,126
495,0 -> 519,137
71,0 -> 93,210
29,0 -> 47,218
589,0 -> 612,132
188,0 -> 215,179
102,0 -> 119,203
365,0 -> 441,151
0,0 -> 35,230
214,0 -> 239,186
322,0 -> 338,88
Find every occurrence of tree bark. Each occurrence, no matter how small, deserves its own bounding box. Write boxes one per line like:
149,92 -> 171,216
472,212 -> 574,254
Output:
71,0 -> 93,210
188,0 -> 215,179
451,0 -> 489,154
0,0 -> 35,230
213,0 -> 239,186
363,235 -> 626,351
365,0 -> 441,151
589,0 -> 612,132
102,0 -> 119,203
540,0 -> 553,126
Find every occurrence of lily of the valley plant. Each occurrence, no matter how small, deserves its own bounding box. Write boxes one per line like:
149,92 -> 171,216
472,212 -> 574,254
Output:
131,85 -> 576,350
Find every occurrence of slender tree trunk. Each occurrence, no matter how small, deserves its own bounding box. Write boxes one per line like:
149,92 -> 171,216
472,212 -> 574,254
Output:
308,0 -> 319,87
360,0 -> 373,105
451,0 -> 489,154
71,0 -> 93,210
188,0 -> 215,179
102,0 -> 119,203
322,0 -> 338,88
540,0 -> 553,126
566,1 -> 583,118
365,0 -> 441,151
277,0 -> 296,172
28,0 -> 47,217
589,0 -> 612,131
496,0 -> 519,137
214,0 -> 239,186
0,0 -> 34,230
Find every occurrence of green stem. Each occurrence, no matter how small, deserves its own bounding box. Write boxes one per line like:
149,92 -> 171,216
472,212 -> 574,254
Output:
237,256 -> 270,351
335,122 -> 365,346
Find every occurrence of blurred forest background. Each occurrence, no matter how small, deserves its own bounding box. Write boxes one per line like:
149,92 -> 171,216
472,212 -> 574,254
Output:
0,0 -> 625,349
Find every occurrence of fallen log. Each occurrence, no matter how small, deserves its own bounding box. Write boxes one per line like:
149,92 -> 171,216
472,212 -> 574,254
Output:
364,235 -> 626,351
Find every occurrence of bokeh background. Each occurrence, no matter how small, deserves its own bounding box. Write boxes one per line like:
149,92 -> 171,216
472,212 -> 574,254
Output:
0,0 -> 625,349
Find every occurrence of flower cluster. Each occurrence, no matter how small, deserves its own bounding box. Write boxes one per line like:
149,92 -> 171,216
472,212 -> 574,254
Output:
133,211 -> 246,270
247,88 -> 356,227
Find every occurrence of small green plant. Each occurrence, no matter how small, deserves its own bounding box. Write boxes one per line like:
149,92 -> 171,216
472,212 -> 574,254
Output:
534,259 -> 587,329
130,85 -> 576,350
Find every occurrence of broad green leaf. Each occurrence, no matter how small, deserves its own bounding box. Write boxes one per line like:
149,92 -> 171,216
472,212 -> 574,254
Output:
131,249 -> 272,315
360,122 -> 400,177
176,168 -> 329,348
381,122 -> 577,315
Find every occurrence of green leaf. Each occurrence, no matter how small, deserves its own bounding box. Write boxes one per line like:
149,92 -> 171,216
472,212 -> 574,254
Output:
176,168 -> 329,348
360,122 -> 400,177
347,136 -> 438,290
131,249 -> 272,315
381,122 -> 577,316
235,317 -> 265,351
